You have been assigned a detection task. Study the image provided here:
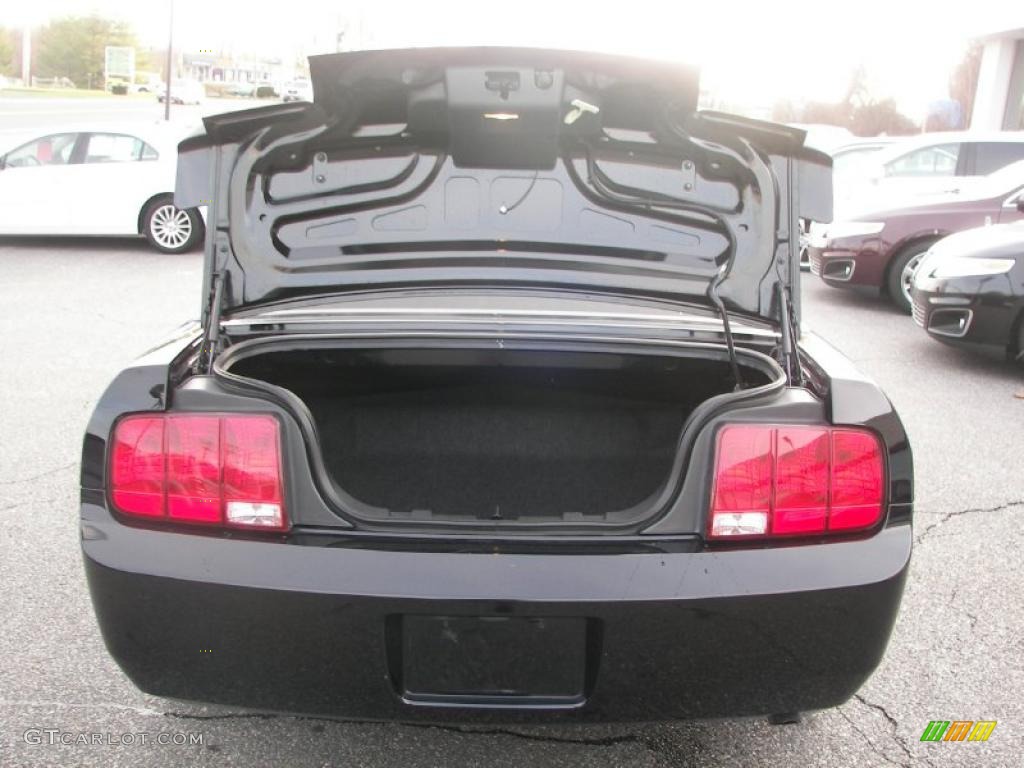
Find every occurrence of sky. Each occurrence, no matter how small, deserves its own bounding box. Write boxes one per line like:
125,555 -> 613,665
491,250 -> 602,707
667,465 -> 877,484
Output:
7,1 -> 1024,121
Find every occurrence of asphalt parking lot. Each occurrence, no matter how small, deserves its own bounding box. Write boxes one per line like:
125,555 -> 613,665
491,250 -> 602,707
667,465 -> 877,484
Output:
1,238 -> 1022,768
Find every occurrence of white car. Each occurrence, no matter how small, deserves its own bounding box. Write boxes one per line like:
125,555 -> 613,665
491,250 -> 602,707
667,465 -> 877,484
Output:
0,124 -> 205,253
158,80 -> 205,106
837,131 -> 1024,217
282,80 -> 313,102
830,138 -> 901,183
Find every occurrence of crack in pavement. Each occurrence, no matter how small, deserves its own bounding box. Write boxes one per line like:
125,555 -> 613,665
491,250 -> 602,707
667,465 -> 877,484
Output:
852,694 -> 931,768
0,700 -> 657,751
0,496 -> 63,513
914,498 -> 1024,544
837,707 -> 909,768
165,709 -> 653,749
0,462 -> 77,486
168,711 -> 712,765
945,590 -> 979,632
3,699 -> 649,749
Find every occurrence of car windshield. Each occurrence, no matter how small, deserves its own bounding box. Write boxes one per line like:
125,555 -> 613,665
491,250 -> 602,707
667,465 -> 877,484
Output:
832,146 -> 887,178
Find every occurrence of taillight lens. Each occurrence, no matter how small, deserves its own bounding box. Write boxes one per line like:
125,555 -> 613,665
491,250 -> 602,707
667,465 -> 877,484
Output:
222,415 -> 285,528
166,416 -> 221,523
709,425 -> 883,541
109,413 -> 286,531
110,417 -> 165,518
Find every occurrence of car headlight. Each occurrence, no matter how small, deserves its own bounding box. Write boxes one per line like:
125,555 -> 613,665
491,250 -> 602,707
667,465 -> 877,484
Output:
928,257 -> 1016,279
822,221 -> 886,241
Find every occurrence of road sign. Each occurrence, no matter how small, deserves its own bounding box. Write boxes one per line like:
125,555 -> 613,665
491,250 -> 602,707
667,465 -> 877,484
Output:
105,46 -> 136,83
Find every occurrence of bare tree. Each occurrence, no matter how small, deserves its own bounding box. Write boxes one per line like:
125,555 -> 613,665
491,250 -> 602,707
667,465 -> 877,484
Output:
949,42 -> 983,128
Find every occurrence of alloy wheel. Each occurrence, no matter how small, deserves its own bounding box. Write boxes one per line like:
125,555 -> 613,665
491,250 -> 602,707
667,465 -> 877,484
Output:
900,251 -> 926,306
150,204 -> 193,250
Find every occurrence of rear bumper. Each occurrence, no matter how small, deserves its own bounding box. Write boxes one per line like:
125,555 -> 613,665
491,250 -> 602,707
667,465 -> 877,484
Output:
82,503 -> 911,723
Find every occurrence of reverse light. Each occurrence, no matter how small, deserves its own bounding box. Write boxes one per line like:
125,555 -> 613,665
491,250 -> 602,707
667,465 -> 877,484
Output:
110,413 -> 286,531
710,511 -> 769,538
708,425 -> 884,541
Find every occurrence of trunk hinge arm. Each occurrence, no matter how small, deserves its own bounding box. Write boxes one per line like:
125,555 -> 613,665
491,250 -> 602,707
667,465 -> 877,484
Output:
197,267 -> 228,375
706,267 -> 744,392
197,140 -> 230,376
775,282 -> 803,386
774,154 -> 803,387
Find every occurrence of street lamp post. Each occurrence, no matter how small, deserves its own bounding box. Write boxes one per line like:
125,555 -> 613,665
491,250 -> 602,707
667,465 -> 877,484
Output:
164,0 -> 174,120
21,27 -> 31,86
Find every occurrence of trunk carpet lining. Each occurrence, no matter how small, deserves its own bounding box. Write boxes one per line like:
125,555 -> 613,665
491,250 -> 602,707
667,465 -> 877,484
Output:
231,349 -> 763,520
308,384 -> 686,517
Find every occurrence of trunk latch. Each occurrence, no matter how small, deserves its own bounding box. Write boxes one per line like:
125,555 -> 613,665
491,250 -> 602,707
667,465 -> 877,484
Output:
484,71 -> 520,100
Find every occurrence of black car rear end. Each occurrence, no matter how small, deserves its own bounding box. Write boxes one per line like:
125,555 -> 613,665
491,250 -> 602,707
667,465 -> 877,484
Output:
84,526 -> 909,722
81,47 -> 912,723
81,325 -> 912,722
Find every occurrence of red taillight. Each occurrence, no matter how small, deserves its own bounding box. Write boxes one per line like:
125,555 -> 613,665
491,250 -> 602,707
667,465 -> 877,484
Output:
166,416 -> 221,523
222,415 -> 285,528
829,430 -> 885,531
709,425 -> 883,541
110,413 -> 286,531
110,416 -> 165,518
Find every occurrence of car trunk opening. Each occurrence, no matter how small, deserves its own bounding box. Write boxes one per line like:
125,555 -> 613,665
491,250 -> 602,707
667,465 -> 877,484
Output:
225,344 -> 776,525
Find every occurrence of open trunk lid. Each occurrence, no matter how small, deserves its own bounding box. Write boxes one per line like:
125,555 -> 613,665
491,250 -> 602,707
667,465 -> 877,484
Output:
176,47 -> 832,330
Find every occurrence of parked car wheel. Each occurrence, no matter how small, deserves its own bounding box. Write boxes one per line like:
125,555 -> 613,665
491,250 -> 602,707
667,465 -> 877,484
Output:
887,242 -> 934,313
142,196 -> 204,254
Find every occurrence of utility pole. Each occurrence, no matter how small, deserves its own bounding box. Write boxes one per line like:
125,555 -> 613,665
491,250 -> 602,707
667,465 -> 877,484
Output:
164,0 -> 174,120
21,27 -> 31,86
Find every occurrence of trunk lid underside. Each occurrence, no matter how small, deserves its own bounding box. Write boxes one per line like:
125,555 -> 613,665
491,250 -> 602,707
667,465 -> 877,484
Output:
176,47 -> 832,327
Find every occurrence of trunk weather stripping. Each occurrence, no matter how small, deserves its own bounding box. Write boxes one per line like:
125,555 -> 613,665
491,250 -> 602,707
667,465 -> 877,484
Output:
212,332 -> 787,533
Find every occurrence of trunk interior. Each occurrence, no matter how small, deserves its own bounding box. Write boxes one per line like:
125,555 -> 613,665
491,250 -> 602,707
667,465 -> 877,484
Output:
228,346 -> 773,524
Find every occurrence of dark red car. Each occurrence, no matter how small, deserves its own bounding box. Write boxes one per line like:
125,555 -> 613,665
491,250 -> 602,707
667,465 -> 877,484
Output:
809,159 -> 1024,311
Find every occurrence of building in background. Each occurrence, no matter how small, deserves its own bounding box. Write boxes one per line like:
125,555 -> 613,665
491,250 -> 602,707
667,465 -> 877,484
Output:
972,26 -> 1024,130
178,51 -> 292,84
